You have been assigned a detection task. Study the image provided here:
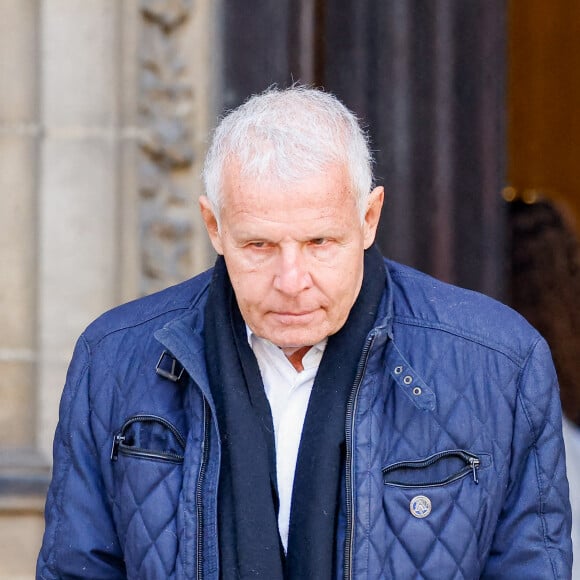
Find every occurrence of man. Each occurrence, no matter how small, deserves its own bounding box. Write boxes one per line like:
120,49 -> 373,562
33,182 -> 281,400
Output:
38,87 -> 571,579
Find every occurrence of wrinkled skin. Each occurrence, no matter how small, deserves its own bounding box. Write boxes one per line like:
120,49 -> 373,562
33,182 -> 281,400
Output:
200,162 -> 384,356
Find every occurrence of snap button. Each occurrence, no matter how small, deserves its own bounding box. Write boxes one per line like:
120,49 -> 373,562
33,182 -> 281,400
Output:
394,365 -> 403,375
412,386 -> 422,396
410,495 -> 432,518
403,375 -> 413,385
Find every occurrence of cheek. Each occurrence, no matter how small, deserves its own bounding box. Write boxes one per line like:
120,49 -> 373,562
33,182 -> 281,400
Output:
318,262 -> 363,314
227,267 -> 270,310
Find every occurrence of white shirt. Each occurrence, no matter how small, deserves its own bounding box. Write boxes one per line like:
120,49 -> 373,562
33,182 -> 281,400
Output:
248,329 -> 327,552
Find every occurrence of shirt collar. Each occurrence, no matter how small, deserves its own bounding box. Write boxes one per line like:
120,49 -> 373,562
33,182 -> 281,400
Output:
246,324 -> 328,357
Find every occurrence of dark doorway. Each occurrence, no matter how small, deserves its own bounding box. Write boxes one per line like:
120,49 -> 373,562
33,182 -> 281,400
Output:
221,0 -> 507,298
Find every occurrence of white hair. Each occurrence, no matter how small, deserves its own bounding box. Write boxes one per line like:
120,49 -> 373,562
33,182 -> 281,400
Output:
202,86 -> 374,224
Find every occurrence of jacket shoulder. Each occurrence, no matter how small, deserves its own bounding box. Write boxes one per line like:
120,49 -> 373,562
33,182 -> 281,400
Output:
386,260 -> 540,364
82,268 -> 213,346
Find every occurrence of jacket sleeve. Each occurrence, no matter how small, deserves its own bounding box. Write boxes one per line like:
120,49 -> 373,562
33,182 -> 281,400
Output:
483,336 -> 573,578
36,336 -> 126,579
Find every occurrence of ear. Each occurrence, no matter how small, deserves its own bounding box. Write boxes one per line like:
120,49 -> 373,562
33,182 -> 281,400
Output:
363,186 -> 384,249
199,196 -> 224,255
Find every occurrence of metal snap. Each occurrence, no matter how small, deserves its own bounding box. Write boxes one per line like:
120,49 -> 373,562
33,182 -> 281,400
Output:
394,365 -> 403,375
412,386 -> 422,396
410,495 -> 432,518
403,375 -> 413,385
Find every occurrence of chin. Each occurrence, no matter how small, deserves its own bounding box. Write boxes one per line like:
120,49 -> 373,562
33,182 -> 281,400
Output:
265,328 -> 328,349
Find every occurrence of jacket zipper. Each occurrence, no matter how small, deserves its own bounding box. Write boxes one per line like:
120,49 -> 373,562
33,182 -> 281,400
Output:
344,331 -> 376,580
196,400 -> 210,580
382,449 -> 481,487
110,414 -> 186,462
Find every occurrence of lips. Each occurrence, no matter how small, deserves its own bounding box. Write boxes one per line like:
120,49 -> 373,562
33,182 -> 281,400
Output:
269,310 -> 319,324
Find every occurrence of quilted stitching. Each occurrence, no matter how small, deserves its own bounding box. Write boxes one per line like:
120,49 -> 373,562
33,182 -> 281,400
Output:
350,313 -> 569,578
38,261 -> 571,579
89,324 -> 199,579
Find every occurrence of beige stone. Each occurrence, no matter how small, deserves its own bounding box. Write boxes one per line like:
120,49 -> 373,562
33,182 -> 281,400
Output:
0,0 -> 37,123
0,1 -> 222,575
40,0 -> 121,127
171,0 -> 219,275
0,134 -> 37,349
117,138 -> 141,302
0,361 -> 35,447
119,0 -> 140,128
38,138 -> 120,344
0,510 -> 43,579
37,136 -> 120,455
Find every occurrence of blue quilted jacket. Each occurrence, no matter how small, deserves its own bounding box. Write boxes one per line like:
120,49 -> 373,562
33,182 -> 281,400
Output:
37,259 -> 572,579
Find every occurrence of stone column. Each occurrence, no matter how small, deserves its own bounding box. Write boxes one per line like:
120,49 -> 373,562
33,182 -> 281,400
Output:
36,0 -> 218,460
0,0 -> 219,575
0,2 -> 46,575
0,0 -> 38,453
37,0 -> 126,458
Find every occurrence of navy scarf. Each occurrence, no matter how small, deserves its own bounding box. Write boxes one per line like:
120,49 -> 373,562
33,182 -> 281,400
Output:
204,245 -> 385,579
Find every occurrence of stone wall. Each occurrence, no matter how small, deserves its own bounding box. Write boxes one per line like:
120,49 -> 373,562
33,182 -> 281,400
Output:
0,1 -> 218,576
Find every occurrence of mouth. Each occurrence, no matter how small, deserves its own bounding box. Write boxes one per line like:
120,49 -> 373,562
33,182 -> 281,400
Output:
270,310 -> 319,324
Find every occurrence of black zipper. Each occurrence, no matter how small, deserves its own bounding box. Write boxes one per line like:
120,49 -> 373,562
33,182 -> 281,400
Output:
383,449 -> 481,487
344,331 -> 376,580
196,400 -> 210,580
110,414 -> 186,463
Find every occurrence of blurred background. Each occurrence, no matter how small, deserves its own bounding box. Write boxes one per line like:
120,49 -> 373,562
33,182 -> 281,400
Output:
1,0 -> 580,577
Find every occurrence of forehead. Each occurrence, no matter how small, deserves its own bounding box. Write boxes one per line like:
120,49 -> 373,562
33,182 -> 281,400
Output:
221,160 -> 354,208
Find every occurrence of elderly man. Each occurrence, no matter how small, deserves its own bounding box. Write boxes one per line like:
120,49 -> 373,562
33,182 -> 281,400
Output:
38,87 -> 571,579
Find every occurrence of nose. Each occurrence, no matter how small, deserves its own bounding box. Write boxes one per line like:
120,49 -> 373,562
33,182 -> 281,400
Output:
273,246 -> 313,296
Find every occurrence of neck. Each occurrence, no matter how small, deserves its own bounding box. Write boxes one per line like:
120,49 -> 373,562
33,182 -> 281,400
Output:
282,345 -> 312,372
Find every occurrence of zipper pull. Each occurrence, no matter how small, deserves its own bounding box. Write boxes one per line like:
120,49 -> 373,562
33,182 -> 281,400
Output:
110,432 -> 125,461
469,457 -> 480,484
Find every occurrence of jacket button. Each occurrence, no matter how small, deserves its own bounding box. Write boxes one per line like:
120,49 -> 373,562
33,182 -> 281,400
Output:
403,375 -> 413,385
412,386 -> 422,396
394,365 -> 403,375
410,495 -> 432,518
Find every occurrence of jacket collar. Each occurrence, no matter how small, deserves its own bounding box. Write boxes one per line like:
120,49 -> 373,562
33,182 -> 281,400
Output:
153,258 -> 435,412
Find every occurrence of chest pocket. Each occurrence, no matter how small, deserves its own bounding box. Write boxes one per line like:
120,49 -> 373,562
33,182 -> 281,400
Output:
383,449 -> 490,488
379,448 -> 494,575
110,414 -> 186,463
108,414 -> 187,576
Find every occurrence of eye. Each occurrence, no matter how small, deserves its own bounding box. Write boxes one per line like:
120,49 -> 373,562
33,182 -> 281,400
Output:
310,238 -> 327,246
246,240 -> 271,249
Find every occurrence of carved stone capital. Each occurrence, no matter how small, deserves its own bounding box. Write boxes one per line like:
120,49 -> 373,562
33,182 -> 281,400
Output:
138,0 -> 195,294
141,0 -> 193,31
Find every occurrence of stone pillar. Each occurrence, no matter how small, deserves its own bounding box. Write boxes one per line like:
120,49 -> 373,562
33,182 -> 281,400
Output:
0,0 -> 38,451
36,0 -> 217,462
0,1 -> 219,576
0,2 -> 45,575
37,0 -> 125,458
